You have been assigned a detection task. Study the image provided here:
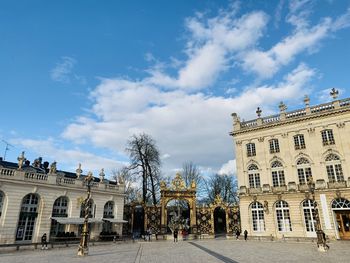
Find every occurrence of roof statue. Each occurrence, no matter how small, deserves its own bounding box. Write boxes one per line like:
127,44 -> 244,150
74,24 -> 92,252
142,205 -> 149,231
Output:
49,161 -> 57,174
17,151 -> 26,170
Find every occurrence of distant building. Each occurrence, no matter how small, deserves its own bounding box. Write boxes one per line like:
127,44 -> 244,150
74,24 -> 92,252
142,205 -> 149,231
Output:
0,155 -> 125,244
230,90 -> 350,240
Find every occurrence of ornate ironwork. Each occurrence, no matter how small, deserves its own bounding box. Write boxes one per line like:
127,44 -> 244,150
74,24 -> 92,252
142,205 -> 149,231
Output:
145,206 -> 161,234
77,172 -> 94,256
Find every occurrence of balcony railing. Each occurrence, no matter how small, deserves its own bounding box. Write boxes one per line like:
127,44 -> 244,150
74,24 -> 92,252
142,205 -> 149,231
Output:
0,168 -> 15,176
328,181 -> 347,189
0,168 -> 122,194
272,185 -> 287,193
249,187 -> 262,194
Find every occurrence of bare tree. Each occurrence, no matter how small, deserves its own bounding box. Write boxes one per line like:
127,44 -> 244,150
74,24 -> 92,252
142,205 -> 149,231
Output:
112,167 -> 140,204
205,174 -> 239,204
126,133 -> 161,205
180,161 -> 206,198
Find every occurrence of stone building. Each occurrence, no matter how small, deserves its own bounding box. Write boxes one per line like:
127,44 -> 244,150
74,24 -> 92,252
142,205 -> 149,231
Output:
0,154 -> 125,244
230,89 -> 350,240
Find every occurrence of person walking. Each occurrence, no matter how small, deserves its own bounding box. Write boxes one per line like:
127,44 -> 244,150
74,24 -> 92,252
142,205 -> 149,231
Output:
41,233 -> 48,250
148,228 -> 152,242
235,229 -> 240,240
244,230 -> 248,241
173,228 -> 178,242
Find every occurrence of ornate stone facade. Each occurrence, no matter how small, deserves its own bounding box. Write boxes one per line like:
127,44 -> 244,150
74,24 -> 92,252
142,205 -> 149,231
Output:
230,93 -> 350,240
0,156 -> 125,244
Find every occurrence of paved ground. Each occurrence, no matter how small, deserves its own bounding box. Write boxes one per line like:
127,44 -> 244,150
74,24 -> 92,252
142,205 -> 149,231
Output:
1,239 -> 350,263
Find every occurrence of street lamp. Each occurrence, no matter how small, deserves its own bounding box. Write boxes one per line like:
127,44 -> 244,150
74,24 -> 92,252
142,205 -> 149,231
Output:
77,172 -> 94,256
307,177 -> 329,252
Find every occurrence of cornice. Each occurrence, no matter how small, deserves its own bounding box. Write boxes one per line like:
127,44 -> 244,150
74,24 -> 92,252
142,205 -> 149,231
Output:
230,107 -> 350,137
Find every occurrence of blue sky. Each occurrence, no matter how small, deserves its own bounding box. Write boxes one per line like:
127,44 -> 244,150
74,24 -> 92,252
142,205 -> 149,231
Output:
1,0 -> 350,177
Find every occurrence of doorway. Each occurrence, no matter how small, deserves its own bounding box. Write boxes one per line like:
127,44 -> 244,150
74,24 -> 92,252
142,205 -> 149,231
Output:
214,206 -> 226,235
132,205 -> 144,238
335,211 -> 350,240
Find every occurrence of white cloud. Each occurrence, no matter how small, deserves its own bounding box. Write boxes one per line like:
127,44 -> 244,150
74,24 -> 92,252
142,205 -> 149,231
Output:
218,159 -> 236,175
332,8 -> 350,31
240,3 -> 350,79
50,56 -> 76,83
22,3 -> 348,177
274,0 -> 285,28
62,63 -> 315,174
147,10 -> 269,90
11,137 -> 125,177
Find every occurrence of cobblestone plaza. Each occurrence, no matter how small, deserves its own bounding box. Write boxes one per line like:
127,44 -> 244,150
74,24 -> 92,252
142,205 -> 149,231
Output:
1,239 -> 350,263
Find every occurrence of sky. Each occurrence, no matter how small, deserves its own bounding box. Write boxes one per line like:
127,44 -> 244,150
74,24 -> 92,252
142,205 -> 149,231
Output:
0,0 -> 350,178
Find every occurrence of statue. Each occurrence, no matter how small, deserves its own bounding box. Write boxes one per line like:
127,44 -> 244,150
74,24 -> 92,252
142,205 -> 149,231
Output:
33,157 -> 42,168
191,180 -> 196,189
263,200 -> 269,214
99,168 -> 105,182
49,161 -> 57,174
76,163 -> 82,179
160,180 -> 166,190
118,175 -> 124,184
17,151 -> 26,170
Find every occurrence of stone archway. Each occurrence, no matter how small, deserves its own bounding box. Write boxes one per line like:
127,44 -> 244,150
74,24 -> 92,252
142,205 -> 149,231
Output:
160,173 -> 197,234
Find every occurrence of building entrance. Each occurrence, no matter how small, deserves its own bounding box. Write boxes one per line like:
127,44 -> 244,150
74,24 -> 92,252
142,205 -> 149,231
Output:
335,211 -> 350,240
214,206 -> 226,235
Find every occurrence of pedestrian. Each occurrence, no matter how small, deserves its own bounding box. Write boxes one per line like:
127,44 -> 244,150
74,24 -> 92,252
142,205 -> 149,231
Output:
235,229 -> 240,240
244,230 -> 248,241
41,233 -> 48,250
148,228 -> 152,242
173,228 -> 178,242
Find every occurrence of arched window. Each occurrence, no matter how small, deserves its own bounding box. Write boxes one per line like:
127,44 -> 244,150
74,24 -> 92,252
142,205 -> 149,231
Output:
275,200 -> 292,232
325,154 -> 344,182
332,198 -> 350,209
248,164 -> 260,188
103,201 -> 114,218
251,202 -> 265,232
302,199 -> 315,232
0,191 -> 4,217
271,161 -> 285,187
102,201 -> 115,234
16,194 -> 40,241
52,196 -> 68,217
80,199 -> 94,218
297,158 -> 312,185
50,196 -> 69,237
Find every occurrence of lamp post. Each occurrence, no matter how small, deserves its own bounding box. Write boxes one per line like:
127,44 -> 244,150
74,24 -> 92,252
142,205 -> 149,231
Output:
77,172 -> 94,256
307,177 -> 329,252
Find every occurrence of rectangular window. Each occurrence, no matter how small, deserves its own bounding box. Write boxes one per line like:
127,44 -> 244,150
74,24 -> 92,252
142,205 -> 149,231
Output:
252,210 -> 265,232
298,167 -> 312,185
335,164 -> 344,182
321,130 -> 335,146
269,139 -> 280,154
249,173 -> 261,188
326,165 -> 336,182
276,210 -> 292,232
272,170 -> 285,187
294,134 -> 306,150
246,143 -> 256,157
